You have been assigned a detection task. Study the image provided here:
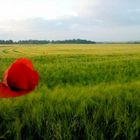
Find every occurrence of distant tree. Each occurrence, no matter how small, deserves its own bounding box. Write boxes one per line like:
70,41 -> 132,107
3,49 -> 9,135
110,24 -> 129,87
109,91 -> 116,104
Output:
0,39 -> 97,44
6,40 -> 13,44
17,40 -> 50,44
0,40 -> 13,44
51,39 -> 96,44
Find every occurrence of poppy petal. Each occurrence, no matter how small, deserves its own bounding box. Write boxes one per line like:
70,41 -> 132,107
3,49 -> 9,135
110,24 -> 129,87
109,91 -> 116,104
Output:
3,58 -> 34,84
0,82 -> 32,98
13,58 -> 34,69
0,58 -> 39,98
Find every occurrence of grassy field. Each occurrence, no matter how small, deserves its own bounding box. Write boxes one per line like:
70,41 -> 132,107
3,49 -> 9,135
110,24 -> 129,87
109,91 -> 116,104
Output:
0,44 -> 140,140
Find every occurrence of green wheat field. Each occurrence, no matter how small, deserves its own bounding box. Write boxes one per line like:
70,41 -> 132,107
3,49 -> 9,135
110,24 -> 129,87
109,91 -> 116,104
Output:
0,44 -> 140,140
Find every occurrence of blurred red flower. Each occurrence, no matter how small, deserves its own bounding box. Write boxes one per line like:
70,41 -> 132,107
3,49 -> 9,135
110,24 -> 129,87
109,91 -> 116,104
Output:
0,58 -> 39,98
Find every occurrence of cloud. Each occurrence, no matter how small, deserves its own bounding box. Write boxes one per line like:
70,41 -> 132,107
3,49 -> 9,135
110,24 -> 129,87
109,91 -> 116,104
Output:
0,17 -> 99,40
77,0 -> 140,26
0,0 -> 79,20
0,16 -> 140,41
0,0 -> 140,41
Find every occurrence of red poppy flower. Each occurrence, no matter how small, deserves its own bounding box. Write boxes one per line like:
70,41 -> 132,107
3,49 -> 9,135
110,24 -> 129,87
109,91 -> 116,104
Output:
0,58 -> 39,98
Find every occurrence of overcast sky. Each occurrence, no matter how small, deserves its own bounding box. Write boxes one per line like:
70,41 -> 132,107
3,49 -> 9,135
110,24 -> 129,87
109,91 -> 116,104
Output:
0,0 -> 140,41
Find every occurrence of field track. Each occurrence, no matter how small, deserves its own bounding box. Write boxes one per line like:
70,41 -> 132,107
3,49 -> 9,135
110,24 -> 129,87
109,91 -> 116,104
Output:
1,44 -> 140,58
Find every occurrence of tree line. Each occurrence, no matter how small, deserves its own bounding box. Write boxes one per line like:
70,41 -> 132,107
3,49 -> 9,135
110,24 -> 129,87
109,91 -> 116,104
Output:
1,39 -> 140,44
0,39 -> 96,44
0,40 -> 13,44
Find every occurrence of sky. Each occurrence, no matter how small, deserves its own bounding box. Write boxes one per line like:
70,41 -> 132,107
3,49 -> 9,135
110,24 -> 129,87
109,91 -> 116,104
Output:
0,0 -> 140,41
